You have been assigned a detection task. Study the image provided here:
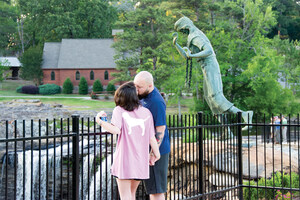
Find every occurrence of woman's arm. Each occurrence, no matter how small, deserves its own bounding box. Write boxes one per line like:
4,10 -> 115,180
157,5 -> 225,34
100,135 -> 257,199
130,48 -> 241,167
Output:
150,136 -> 161,163
96,112 -> 121,135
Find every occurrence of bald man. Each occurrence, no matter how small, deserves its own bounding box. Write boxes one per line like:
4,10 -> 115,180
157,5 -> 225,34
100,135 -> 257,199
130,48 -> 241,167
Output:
134,71 -> 170,200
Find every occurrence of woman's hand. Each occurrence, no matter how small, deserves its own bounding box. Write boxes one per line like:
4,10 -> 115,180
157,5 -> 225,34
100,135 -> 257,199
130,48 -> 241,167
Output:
96,111 -> 107,125
149,153 -> 160,166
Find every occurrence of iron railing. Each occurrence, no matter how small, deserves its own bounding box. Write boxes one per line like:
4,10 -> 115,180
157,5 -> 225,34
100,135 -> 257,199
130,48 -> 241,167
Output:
0,113 -> 299,200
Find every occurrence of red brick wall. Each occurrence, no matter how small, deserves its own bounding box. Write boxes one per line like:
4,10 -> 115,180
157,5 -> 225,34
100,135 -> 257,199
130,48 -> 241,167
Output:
43,68 -> 121,86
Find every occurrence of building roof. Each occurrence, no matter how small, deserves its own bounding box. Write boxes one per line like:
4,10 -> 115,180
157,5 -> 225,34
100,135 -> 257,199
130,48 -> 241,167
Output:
42,39 -> 116,69
0,57 -> 21,67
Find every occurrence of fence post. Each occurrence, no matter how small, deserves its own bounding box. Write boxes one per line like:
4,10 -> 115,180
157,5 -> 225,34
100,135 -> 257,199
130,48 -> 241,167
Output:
237,112 -> 243,200
197,112 -> 203,199
72,114 -> 80,200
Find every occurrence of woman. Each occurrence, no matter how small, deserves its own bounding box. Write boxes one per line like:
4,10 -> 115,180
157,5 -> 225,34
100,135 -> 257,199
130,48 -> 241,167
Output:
96,81 -> 160,200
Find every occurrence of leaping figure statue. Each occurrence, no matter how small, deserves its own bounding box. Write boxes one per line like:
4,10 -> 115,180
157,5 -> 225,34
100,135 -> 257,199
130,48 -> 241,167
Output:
172,16 -> 253,131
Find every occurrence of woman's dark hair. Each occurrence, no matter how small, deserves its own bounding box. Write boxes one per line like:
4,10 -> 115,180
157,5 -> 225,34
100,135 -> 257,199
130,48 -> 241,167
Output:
114,81 -> 140,111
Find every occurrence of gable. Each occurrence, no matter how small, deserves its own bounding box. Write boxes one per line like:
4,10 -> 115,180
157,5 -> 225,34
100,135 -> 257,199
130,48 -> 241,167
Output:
41,43 -> 61,69
42,39 -> 116,69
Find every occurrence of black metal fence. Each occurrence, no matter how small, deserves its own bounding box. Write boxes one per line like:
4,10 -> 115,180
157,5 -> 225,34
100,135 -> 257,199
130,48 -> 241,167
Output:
0,113 -> 299,200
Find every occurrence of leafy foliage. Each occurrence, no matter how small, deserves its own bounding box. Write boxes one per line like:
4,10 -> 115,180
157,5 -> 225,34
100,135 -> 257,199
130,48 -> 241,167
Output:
0,59 -> 10,82
20,45 -> 43,85
111,0 -> 174,83
0,1 -> 19,55
62,78 -> 73,94
243,172 -> 299,199
106,83 -> 116,92
39,84 -> 61,95
21,85 -> 39,94
16,85 -> 23,93
78,77 -> 88,95
16,0 -> 117,45
92,79 -> 103,92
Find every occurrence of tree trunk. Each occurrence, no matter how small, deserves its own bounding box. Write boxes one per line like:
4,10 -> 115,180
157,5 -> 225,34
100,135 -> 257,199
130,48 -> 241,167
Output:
17,17 -> 24,54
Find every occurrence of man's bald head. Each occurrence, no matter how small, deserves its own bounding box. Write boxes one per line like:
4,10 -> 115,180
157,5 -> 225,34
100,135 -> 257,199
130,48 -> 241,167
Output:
134,71 -> 154,98
134,71 -> 154,85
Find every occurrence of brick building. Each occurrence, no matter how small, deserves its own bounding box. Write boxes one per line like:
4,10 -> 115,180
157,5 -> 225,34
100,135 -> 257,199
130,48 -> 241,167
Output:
41,33 -> 124,90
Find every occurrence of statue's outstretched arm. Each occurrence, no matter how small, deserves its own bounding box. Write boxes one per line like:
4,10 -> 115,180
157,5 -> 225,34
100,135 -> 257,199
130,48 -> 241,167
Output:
172,32 -> 187,59
187,40 -> 213,59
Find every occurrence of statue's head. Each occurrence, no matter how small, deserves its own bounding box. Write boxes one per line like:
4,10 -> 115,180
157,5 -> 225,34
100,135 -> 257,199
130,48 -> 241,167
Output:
174,16 -> 194,32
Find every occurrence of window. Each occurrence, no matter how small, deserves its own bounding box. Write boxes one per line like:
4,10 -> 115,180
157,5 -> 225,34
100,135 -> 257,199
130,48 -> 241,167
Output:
104,70 -> 109,80
90,70 -> 94,80
51,71 -> 55,80
76,71 -> 80,80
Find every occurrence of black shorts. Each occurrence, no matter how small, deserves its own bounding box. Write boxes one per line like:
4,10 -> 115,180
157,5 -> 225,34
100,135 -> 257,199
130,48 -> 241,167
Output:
144,153 -> 169,194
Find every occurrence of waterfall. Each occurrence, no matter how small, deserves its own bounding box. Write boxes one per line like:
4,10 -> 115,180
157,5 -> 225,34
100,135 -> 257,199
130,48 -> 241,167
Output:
79,154 -> 95,200
15,143 -> 69,200
87,154 -> 112,200
3,137 -> 113,200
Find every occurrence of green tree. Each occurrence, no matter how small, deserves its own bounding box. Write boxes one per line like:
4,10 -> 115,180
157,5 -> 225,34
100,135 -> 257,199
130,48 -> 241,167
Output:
19,45 -> 43,85
62,78 -> 73,94
272,37 -> 300,96
243,43 -> 300,115
106,82 -> 116,92
111,0 -> 173,83
0,1 -> 19,55
93,79 -> 103,92
266,0 -> 300,40
0,59 -> 9,82
78,77 -> 88,95
17,0 -> 117,46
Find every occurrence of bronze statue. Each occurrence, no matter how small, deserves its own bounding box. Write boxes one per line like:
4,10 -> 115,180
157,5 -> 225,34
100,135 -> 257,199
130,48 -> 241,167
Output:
172,16 -> 253,130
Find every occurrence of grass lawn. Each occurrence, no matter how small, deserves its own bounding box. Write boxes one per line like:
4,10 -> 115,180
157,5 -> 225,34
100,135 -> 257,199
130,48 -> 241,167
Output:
0,80 -> 196,114
166,96 -> 195,115
0,97 -> 115,110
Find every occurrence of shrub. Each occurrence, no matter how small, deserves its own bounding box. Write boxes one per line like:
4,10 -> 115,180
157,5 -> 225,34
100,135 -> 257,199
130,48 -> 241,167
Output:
79,77 -> 88,95
39,84 -> 61,95
16,86 -> 23,93
62,78 -> 73,94
93,79 -> 103,92
106,83 -> 116,93
243,172 -> 300,200
21,85 -> 39,94
90,91 -> 98,99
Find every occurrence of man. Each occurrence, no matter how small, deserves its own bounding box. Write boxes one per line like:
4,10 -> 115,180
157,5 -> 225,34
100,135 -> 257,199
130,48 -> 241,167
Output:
281,116 -> 288,144
172,16 -> 253,130
134,71 -> 170,200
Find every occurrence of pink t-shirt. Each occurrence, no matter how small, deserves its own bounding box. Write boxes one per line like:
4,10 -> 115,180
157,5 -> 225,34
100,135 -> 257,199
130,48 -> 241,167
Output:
110,106 -> 155,179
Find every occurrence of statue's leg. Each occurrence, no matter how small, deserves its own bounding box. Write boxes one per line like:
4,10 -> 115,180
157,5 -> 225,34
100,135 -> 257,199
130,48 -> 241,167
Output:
216,114 -> 233,139
241,111 -> 253,131
227,106 -> 253,131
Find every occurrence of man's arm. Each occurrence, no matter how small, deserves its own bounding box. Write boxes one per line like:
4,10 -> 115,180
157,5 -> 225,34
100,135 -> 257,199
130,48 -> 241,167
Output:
155,125 -> 166,147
